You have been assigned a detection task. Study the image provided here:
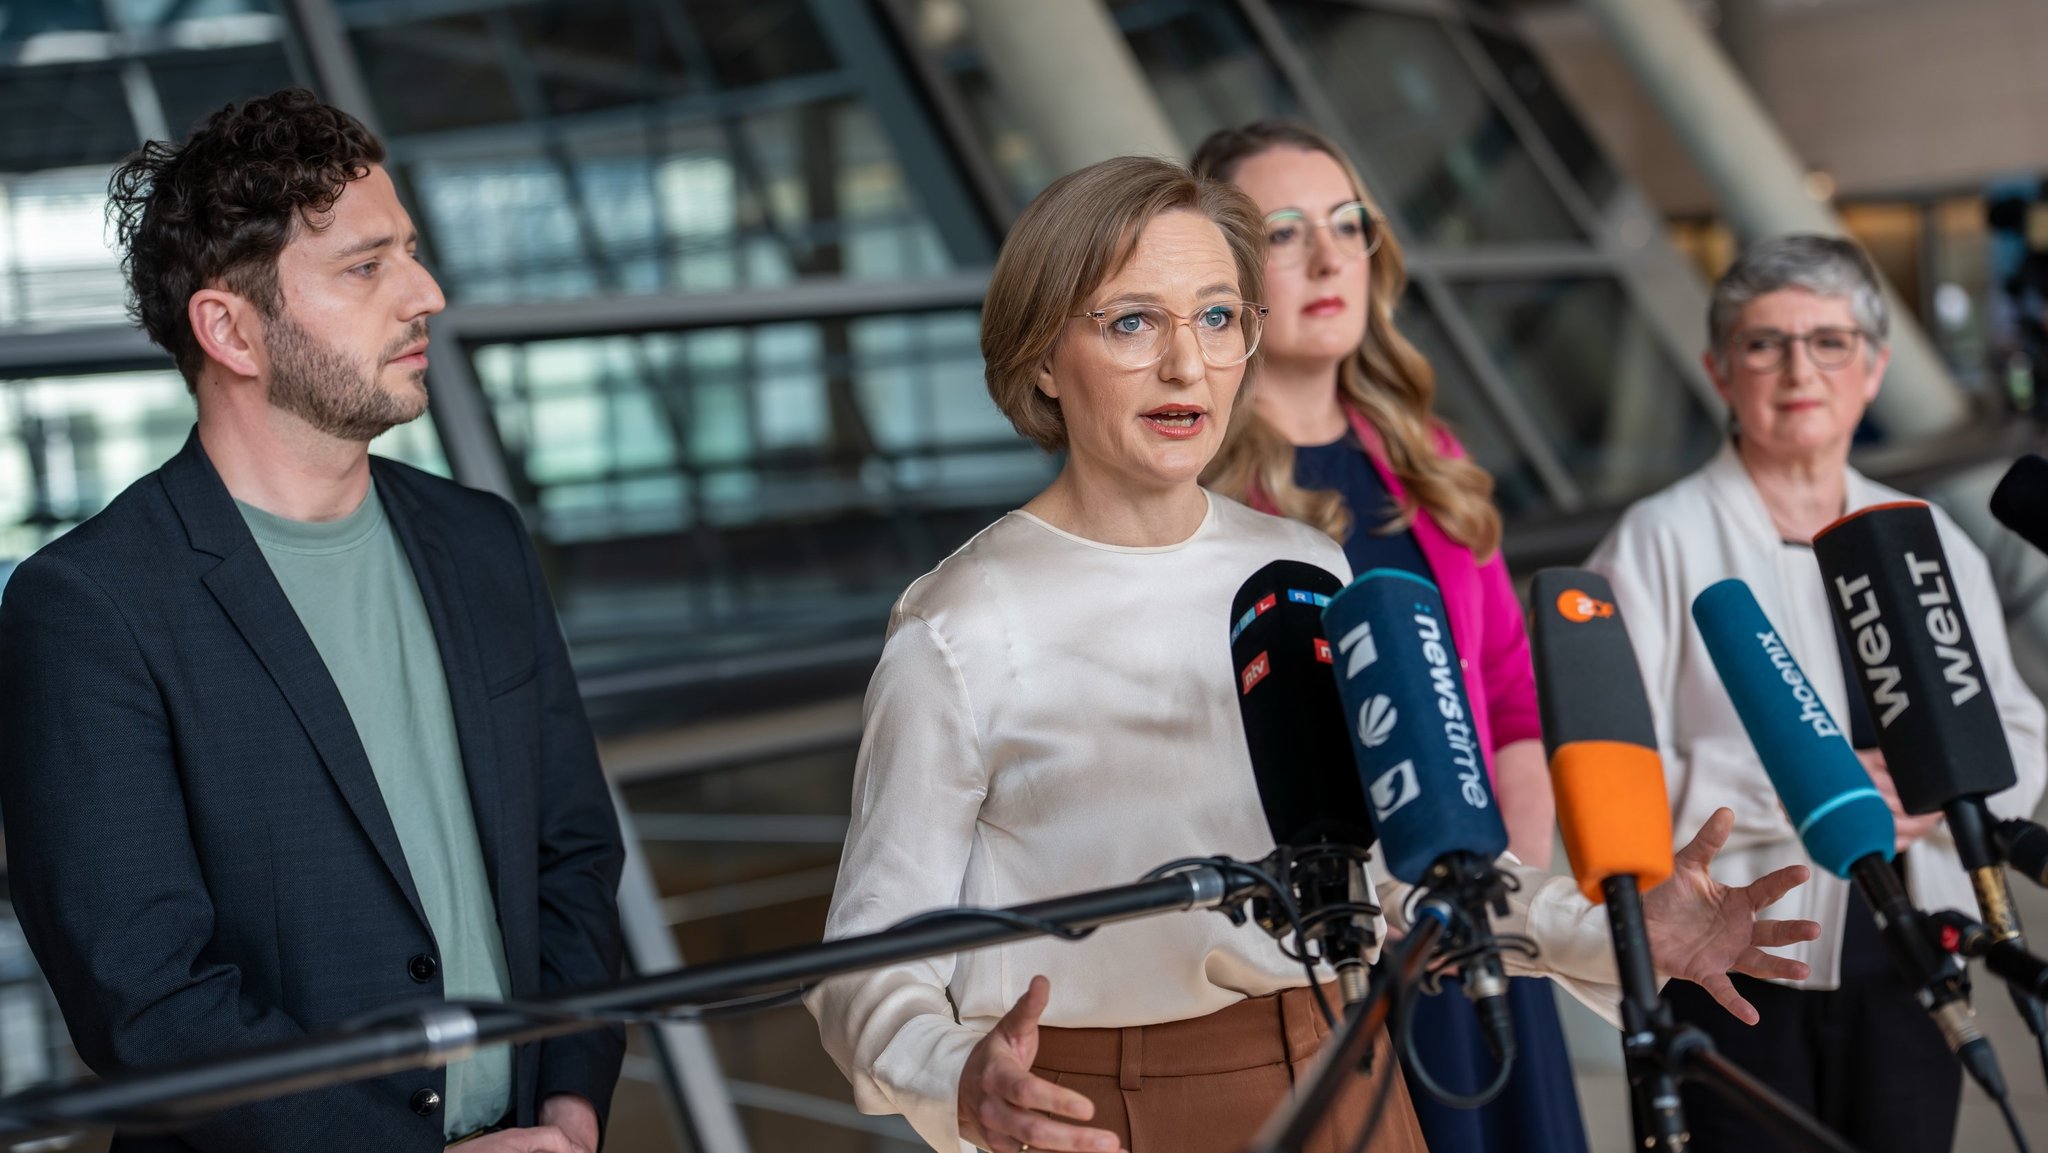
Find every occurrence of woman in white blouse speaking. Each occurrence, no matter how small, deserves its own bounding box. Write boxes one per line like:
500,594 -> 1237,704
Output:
1588,234 -> 2047,1153
809,156 -> 1820,1153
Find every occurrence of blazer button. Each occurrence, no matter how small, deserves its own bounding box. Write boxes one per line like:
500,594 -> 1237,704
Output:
411,1088 -> 442,1116
408,954 -> 438,983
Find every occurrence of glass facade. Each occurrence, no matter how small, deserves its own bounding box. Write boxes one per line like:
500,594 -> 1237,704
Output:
0,1 -> 1739,1149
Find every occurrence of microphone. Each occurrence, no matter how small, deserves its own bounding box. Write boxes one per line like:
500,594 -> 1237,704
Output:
1691,579 -> 2007,1102
1321,568 -> 1515,1063
1995,818 -> 2048,889
1528,569 -> 1684,1149
1230,560 -> 1380,1004
1810,501 -> 2048,1042
1526,571 -> 1676,901
1991,453 -> 2048,557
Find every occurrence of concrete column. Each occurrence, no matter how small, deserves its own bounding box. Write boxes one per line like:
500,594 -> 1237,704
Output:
1714,0 -> 1770,98
954,0 -> 1181,176
1579,0 -> 1970,438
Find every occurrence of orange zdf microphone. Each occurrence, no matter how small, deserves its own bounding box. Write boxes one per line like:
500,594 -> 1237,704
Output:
1528,569 -> 1684,1151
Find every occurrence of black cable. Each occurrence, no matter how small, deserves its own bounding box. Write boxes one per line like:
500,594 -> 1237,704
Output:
1142,856 -> 1341,1028
1997,1090 -> 2036,1153
1392,953 -> 1517,1109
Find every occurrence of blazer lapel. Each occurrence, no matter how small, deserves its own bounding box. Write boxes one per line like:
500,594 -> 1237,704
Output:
161,432 -> 431,931
375,464 -> 508,906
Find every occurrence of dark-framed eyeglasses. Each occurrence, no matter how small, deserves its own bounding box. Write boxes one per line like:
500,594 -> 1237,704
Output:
1729,326 -> 1868,372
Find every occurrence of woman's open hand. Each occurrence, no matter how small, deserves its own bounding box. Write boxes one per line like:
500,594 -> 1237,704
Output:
957,976 -> 1126,1153
1641,807 -> 1822,1024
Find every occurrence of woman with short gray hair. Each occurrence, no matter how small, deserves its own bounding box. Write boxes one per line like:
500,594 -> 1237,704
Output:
1589,233 -> 2047,1153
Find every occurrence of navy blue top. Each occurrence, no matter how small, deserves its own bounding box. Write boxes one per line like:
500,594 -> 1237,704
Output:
1294,432 -> 1431,579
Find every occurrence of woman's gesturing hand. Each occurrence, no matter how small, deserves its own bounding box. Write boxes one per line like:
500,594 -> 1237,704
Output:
1641,807 -> 1823,1025
957,976 -> 1126,1153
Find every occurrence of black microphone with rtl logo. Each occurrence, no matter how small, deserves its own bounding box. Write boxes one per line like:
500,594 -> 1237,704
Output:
1228,560 -> 1381,1005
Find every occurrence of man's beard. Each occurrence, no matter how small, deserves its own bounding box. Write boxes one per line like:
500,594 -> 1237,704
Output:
265,311 -> 429,442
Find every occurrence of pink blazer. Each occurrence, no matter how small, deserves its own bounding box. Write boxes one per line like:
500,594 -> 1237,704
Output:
1254,408 -> 1543,775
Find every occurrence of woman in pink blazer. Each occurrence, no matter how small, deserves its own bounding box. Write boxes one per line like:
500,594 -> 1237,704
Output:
1196,120 -> 1585,1153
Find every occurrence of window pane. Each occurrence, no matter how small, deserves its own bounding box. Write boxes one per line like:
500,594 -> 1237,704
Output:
1451,277 -> 1716,505
0,371 -> 447,576
473,311 -> 1052,689
1272,1 -> 1583,246
0,62 -> 135,172
1469,28 -> 1618,210
0,166 -> 130,330
1396,292 -> 1549,517
392,25 -> 955,301
1109,0 -> 1295,152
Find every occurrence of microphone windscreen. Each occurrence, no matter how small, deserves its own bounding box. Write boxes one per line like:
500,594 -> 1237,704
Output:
1692,579 -> 1894,876
1812,501 -> 2016,812
1321,568 -> 1507,884
1230,560 -> 1376,851
1528,569 -> 1674,901
1991,454 -> 2048,558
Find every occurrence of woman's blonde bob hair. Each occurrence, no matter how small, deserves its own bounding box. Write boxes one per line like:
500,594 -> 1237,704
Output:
983,155 -> 1267,452
1190,121 -> 1502,561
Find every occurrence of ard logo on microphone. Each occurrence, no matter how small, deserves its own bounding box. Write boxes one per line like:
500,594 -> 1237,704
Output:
1333,621 -> 1378,677
1555,589 -> 1615,623
1359,695 -> 1397,747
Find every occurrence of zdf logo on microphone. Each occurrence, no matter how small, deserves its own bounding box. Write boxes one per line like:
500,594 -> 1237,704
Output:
1358,695 -> 1398,747
1556,589 -> 1615,623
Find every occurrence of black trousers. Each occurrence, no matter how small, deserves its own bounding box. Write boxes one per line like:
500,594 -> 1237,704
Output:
1662,890 -> 1963,1153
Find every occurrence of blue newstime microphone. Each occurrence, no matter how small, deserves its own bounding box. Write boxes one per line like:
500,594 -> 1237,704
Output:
1690,579 -> 2007,1102
1322,568 -> 1514,1061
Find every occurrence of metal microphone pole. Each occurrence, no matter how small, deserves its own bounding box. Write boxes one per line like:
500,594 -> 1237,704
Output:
1950,800 -> 2048,1089
0,862 -> 1272,1146
1241,900 -> 1449,1153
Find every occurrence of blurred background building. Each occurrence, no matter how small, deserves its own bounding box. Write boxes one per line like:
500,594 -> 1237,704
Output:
1,0 -> 2046,1150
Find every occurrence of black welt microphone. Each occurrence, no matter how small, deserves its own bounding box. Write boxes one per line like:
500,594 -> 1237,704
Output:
1230,560 -> 1380,1004
1812,502 -> 2048,1071
1321,569 -> 1515,1067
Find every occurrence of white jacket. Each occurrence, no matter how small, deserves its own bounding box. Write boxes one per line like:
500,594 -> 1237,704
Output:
1587,443 -> 2047,990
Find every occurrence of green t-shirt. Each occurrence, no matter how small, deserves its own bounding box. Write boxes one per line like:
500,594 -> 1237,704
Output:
238,484 -> 511,1137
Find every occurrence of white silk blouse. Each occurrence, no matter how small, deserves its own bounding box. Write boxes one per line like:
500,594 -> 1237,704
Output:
807,492 -> 1623,1152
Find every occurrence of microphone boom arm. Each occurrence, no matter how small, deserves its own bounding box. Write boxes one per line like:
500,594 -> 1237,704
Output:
0,859 -> 1279,1145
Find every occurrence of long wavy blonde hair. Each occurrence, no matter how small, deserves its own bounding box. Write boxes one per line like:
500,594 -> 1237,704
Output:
1191,122 -> 1502,561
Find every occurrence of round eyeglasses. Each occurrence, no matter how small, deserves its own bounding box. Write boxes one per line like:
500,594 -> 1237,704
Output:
1073,300 -> 1269,370
1264,202 -> 1384,269
1730,326 -> 1867,372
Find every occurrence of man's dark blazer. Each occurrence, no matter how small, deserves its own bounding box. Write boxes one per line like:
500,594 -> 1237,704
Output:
0,431 -> 627,1151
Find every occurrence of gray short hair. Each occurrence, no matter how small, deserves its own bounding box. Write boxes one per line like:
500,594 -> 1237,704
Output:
1707,234 -> 1888,355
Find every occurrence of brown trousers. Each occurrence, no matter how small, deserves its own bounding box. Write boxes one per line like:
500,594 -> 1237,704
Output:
1031,986 -> 1430,1153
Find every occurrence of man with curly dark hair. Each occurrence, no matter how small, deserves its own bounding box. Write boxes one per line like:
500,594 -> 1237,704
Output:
0,89 -> 624,1152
